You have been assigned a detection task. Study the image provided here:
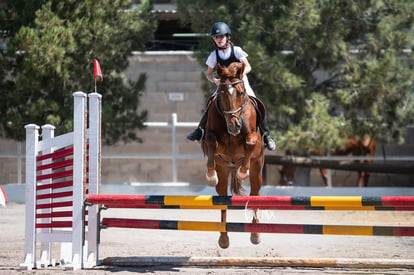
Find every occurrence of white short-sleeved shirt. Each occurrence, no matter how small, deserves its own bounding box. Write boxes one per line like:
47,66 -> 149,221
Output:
206,46 -> 255,97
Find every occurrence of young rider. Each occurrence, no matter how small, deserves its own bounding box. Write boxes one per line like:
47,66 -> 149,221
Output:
187,22 -> 276,151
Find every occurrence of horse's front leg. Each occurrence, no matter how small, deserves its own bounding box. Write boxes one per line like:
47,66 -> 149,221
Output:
236,132 -> 257,180
218,209 -> 229,248
205,133 -> 218,186
215,165 -> 229,248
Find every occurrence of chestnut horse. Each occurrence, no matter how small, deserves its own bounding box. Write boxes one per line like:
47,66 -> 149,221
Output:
203,62 -> 264,248
279,136 -> 376,187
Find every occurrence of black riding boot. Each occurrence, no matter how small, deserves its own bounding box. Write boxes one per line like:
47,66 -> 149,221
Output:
261,118 -> 276,151
187,111 -> 208,142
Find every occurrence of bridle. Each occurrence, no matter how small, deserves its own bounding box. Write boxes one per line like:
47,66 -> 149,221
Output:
216,79 -> 249,136
218,79 -> 248,113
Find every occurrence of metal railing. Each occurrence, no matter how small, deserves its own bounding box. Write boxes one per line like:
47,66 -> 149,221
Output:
2,113 -> 414,184
0,113 -> 201,184
105,113 -> 201,183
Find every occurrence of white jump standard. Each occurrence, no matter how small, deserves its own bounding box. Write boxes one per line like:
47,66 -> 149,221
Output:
20,92 -> 102,270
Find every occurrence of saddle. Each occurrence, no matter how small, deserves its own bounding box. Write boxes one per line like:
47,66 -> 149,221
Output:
248,96 -> 266,126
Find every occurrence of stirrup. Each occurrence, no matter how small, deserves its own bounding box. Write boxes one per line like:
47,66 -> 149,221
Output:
187,127 -> 204,142
264,134 -> 276,151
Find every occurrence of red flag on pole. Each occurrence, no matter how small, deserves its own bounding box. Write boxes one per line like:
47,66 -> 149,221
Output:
93,59 -> 103,82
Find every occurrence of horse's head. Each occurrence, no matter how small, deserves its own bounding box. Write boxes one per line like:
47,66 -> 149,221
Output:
216,62 -> 248,136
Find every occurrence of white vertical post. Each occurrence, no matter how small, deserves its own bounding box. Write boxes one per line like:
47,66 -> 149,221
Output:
20,124 -> 40,270
86,92 -> 102,267
172,113 -> 177,183
39,124 -> 55,267
327,152 -> 332,187
17,141 -> 22,184
69,91 -> 87,270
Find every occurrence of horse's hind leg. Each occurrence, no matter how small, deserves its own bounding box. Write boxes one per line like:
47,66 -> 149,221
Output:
216,166 -> 229,249
358,171 -> 370,187
250,210 -> 260,245
249,160 -> 263,245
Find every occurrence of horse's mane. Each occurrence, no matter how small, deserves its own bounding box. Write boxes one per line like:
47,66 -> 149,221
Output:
216,62 -> 244,79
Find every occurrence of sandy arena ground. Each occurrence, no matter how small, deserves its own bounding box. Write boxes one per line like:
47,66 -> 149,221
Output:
1,202 -> 414,274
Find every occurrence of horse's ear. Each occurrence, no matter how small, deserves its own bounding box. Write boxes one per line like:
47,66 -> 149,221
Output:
237,62 -> 245,79
216,64 -> 223,76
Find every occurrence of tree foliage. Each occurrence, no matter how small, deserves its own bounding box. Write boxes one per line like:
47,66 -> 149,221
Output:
0,0 -> 157,144
177,0 -> 414,152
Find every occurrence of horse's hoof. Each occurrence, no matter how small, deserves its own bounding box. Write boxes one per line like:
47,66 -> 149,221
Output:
250,233 -> 261,245
236,167 -> 249,180
206,172 -> 218,186
218,235 -> 229,249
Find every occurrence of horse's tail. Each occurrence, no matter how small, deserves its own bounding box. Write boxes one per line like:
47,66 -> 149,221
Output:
230,168 -> 244,195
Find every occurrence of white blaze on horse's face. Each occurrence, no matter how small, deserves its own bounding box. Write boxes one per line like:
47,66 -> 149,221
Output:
228,85 -> 234,95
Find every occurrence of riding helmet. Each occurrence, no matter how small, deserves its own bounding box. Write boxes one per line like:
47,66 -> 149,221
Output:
210,22 -> 232,37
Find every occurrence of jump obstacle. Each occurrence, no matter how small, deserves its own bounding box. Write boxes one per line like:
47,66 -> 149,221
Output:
21,92 -> 102,270
21,92 -> 414,270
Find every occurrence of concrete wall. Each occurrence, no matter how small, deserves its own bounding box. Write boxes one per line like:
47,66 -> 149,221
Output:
103,51 -> 208,184
0,139 -> 23,184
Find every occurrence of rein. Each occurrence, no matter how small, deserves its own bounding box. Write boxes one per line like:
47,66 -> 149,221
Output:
219,79 -> 244,86
215,78 -> 249,137
222,97 -> 248,115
